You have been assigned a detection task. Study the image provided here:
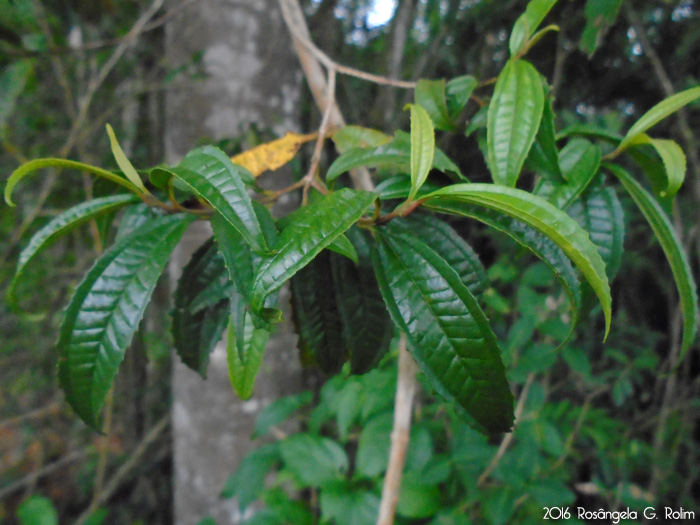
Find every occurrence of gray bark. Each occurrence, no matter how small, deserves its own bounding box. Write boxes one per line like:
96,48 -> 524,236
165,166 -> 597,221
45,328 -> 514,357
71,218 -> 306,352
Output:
165,1 -> 302,523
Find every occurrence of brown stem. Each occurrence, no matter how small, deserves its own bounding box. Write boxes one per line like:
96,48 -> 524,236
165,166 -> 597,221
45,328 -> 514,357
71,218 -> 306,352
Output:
377,334 -> 418,525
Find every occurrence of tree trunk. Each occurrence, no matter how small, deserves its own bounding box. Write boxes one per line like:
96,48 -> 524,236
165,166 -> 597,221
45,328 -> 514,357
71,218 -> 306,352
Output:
165,2 -> 302,523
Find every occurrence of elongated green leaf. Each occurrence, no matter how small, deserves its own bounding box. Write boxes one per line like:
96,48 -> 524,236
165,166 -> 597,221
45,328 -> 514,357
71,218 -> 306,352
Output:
446,75 -> 477,120
415,79 -> 455,131
291,251 -> 346,374
371,226 -> 513,433
392,214 -> 488,296
172,238 -> 230,376
487,59 -> 545,187
406,103 -> 435,200
375,175 -> 441,201
5,158 -> 141,206
556,124 -> 622,143
227,299 -> 270,399
331,125 -> 392,154
536,139 -> 601,210
426,184 -> 611,337
605,163 -> 698,359
627,134 -> 686,198
105,124 -> 149,194
580,0 -> 623,56
619,86 -> 700,149
326,131 -> 462,182
424,200 -> 581,341
251,189 -> 376,312
327,234 -> 358,264
8,194 -> 138,313
59,214 -> 193,427
164,145 -> 268,253
567,185 -> 625,281
509,0 -> 558,56
331,229 -> 392,373
526,87 -> 564,183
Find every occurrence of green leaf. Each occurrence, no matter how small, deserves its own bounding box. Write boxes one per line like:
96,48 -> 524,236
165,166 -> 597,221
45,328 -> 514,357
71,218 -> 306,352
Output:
331,125 -> 392,154
415,79 -> 455,131
567,185 -> 625,281
226,299 -> 270,399
397,472 -> 443,519
327,233 -> 358,264
58,214 -> 193,428
509,0 -> 558,56
371,226 -> 514,433
580,0 -> 623,56
446,75 -> 478,120
331,229 -> 393,373
535,139 -> 601,210
487,59 -> 545,187
375,175 -> 441,201
16,496 -> 58,525
405,103 -> 436,200
627,134 -> 686,198
115,202 -> 163,241
221,443 -> 280,511
326,131 -> 462,183
105,124 -> 149,194
605,163 -> 698,359
8,194 -> 138,314
172,238 -> 230,376
5,158 -> 142,206
424,201 -> 581,343
251,189 -> 376,312
253,391 -> 313,438
290,251 -> 346,374
393,214 -> 488,296
556,123 -> 622,143
279,434 -> 348,487
619,86 -> 700,150
355,413 -> 392,477
320,481 -> 380,525
526,87 -> 564,183
164,145 -> 268,253
426,184 -> 611,337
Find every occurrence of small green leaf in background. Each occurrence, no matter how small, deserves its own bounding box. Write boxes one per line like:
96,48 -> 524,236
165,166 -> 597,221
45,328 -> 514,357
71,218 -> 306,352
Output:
605,163 -> 698,360
221,443 -> 280,511
331,125 -> 392,154
580,0 -> 623,56
405,103 -> 436,200
226,299 -> 270,399
445,75 -> 478,120
58,214 -> 193,428
509,0 -> 558,56
619,85 -> 700,150
279,434 -> 348,487
415,79 -> 455,131
397,472 -> 443,519
626,134 -> 686,197
251,188 -> 376,312
487,59 -> 545,187
16,496 -> 58,525
253,391 -> 313,438
526,86 -> 564,184
356,412 -> 393,477
105,124 -> 149,194
327,233 -> 358,264
7,194 -> 138,314
320,481 -> 380,525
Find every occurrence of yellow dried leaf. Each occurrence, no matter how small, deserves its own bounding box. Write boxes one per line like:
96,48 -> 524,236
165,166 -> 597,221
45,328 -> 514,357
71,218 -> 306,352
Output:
231,132 -> 318,177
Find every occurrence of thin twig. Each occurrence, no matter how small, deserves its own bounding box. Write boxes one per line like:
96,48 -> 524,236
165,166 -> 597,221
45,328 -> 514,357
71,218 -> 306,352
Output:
75,415 -> 170,525
90,387 -> 114,509
0,401 -> 61,431
477,373 -> 535,488
377,334 -> 418,525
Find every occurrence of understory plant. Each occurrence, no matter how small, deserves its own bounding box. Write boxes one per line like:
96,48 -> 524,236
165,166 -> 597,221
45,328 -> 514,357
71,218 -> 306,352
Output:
4,0 -> 699,521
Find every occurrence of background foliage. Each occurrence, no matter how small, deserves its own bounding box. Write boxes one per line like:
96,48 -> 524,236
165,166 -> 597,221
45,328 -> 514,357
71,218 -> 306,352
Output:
1,0 -> 699,523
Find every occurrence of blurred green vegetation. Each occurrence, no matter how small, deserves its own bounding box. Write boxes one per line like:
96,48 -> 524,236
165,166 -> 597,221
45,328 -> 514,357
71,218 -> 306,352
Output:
1,0 -> 699,523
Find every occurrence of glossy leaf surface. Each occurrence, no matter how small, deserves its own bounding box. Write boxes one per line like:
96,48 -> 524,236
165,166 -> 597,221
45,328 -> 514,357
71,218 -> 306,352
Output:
627,134 -> 686,198
372,226 -> 513,433
445,75 -> 477,119
172,238 -> 230,376
251,189 -> 376,312
331,125 -> 392,153
58,214 -> 193,427
619,86 -> 700,150
415,79 -> 455,131
487,59 -> 545,187
606,163 -> 698,359
106,124 -> 148,194
327,234 -> 359,264
406,103 -> 436,200
227,299 -> 270,399
526,88 -> 564,183
426,184 -> 611,337
166,145 -> 267,253
8,194 -> 138,312
509,0 -> 557,56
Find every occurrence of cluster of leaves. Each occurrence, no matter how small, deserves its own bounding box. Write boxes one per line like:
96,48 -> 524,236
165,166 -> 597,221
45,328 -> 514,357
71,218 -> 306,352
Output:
4,0 -> 698,439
